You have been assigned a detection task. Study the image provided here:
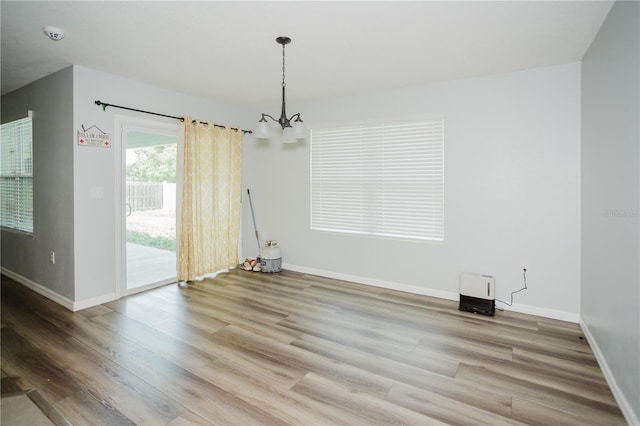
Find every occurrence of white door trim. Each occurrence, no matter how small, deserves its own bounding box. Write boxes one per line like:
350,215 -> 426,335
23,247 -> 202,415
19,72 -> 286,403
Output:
114,114 -> 178,298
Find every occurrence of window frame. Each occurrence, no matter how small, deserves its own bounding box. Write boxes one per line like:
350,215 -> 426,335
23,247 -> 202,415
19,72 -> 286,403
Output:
310,116 -> 444,242
1,113 -> 34,234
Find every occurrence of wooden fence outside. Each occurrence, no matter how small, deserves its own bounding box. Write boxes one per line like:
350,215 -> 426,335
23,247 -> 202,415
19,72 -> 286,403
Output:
126,181 -> 163,211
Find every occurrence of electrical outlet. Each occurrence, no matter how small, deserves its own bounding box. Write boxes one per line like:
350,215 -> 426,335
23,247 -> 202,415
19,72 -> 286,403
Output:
50,251 -> 55,265
520,262 -> 528,271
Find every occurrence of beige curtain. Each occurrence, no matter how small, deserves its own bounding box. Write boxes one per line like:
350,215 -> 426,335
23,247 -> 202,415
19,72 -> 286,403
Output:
177,118 -> 242,282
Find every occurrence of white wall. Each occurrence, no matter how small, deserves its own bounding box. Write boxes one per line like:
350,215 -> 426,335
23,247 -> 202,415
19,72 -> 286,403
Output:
581,1 -> 640,423
1,67 -> 75,300
243,63 -> 582,320
1,62 -> 583,321
72,66 -> 255,304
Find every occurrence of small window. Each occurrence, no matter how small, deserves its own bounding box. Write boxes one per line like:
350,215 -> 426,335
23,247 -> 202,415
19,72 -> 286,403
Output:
311,118 -> 444,241
1,115 -> 34,233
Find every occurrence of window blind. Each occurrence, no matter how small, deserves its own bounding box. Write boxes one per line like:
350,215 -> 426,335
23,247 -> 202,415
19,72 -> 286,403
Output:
311,119 -> 444,241
1,116 -> 33,233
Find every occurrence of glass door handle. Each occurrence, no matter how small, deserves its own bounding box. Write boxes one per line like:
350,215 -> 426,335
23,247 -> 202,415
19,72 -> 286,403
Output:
125,203 -> 133,217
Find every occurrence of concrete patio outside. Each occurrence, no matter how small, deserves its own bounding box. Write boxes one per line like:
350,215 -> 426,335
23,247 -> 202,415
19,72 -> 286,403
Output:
126,242 -> 176,290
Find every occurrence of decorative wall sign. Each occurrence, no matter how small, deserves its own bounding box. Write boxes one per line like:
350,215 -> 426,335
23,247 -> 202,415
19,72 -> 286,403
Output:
78,125 -> 111,148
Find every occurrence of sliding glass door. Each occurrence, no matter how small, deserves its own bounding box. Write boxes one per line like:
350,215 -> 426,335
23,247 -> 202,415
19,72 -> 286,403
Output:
121,120 -> 178,294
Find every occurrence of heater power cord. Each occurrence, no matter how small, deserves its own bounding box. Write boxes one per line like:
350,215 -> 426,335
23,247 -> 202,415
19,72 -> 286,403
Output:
496,269 -> 527,307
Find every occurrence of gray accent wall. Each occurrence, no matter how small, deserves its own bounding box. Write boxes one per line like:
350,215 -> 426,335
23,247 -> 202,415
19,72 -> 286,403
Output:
1,67 -> 75,299
581,1 -> 640,423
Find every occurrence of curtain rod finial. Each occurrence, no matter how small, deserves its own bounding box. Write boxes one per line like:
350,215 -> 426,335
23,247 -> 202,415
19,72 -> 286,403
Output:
95,100 -> 107,111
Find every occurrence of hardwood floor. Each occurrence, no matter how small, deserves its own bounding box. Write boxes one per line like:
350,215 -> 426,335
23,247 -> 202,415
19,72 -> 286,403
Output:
1,270 -> 626,425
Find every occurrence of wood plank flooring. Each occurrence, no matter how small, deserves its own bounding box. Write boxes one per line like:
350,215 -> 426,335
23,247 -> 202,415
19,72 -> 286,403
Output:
1,270 -> 626,425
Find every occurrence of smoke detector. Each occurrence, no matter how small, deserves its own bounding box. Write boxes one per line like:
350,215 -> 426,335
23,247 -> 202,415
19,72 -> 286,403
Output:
43,26 -> 65,41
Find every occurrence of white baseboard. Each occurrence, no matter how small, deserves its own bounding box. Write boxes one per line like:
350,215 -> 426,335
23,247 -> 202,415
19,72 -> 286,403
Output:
1,267 -> 117,311
72,292 -> 118,311
1,261 -> 580,321
282,263 -> 579,323
499,301 -> 580,323
580,318 -> 639,426
1,268 -> 74,311
283,263 -> 459,301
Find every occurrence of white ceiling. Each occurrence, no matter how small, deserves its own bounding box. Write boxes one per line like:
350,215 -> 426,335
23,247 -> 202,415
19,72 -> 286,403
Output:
1,1 -> 613,110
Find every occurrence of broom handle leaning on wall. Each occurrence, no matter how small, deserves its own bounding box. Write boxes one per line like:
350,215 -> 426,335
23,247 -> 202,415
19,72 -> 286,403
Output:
247,189 -> 261,257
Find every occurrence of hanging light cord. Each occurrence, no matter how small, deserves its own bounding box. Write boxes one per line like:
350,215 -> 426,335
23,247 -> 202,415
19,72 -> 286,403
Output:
282,42 -> 286,89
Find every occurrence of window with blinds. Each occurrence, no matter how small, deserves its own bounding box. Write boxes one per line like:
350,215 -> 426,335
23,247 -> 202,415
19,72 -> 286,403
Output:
311,118 -> 444,241
1,115 -> 34,233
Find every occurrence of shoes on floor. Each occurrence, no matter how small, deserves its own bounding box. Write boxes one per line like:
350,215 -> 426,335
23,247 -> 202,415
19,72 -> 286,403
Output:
241,258 -> 261,271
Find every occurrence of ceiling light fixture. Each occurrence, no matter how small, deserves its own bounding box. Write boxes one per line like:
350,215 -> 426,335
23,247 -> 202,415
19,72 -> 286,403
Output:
43,26 -> 65,41
255,36 -> 305,143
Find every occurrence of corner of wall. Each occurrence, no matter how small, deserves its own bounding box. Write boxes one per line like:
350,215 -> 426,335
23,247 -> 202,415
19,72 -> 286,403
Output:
580,316 -> 640,426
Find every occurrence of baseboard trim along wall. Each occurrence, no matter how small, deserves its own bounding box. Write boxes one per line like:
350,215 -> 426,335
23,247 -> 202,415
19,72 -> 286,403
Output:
580,317 -> 639,426
72,292 -> 118,311
1,268 -> 74,310
2,262 -> 580,323
282,263 -> 580,323
0,267 -> 117,312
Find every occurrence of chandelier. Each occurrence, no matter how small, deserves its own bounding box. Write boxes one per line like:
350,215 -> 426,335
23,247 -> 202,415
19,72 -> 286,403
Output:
255,36 -> 305,143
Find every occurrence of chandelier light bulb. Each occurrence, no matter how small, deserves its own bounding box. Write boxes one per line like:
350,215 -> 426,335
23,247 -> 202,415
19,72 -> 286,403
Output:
293,118 -> 305,140
282,126 -> 295,144
255,118 -> 270,139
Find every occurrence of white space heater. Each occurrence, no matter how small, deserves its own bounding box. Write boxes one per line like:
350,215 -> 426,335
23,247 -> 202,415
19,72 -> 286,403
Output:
459,272 -> 495,316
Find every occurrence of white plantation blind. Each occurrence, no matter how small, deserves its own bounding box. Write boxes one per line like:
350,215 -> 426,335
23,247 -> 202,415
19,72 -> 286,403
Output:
311,119 -> 444,241
1,116 -> 33,233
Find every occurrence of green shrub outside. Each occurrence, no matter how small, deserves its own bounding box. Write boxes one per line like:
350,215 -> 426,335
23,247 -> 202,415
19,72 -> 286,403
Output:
127,230 -> 176,252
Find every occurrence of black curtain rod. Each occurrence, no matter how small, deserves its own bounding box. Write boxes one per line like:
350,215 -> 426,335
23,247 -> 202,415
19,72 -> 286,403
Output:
94,100 -> 252,134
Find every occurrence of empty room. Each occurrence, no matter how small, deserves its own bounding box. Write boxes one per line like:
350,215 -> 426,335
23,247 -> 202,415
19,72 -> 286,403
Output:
1,1 -> 638,425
